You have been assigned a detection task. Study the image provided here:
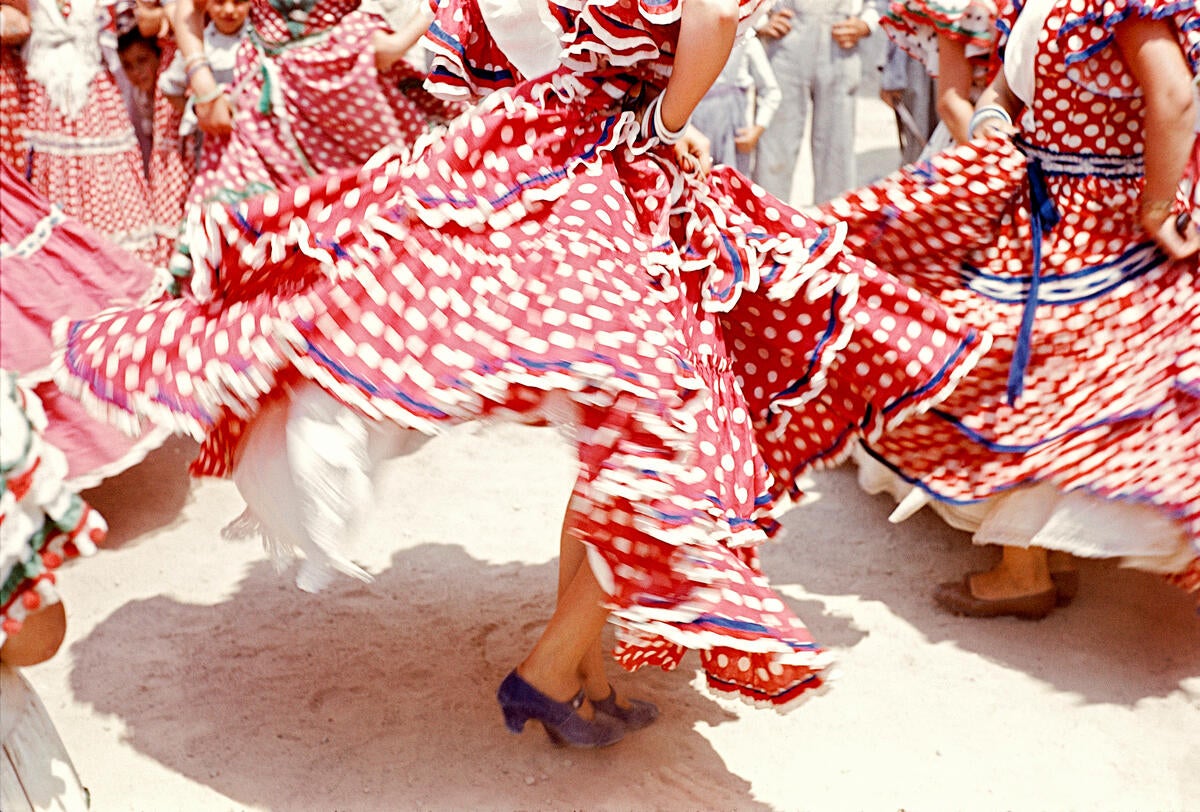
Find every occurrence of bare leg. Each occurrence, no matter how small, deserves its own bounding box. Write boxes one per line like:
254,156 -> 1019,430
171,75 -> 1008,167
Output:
1047,549 -> 1077,575
554,504 -> 614,702
969,545 -> 1054,599
519,547 -> 611,719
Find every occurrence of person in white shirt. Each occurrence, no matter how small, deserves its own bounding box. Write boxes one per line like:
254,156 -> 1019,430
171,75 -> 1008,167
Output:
753,0 -> 887,203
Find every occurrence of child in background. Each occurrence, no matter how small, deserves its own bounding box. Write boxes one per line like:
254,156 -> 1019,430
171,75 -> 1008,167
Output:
157,0 -> 249,166
117,28 -> 162,175
691,27 -> 780,175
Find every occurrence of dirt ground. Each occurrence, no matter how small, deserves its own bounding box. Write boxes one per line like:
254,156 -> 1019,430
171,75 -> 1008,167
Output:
22,421 -> 1200,812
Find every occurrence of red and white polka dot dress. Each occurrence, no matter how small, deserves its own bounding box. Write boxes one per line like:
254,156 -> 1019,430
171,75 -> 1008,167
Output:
146,39 -> 195,266
22,0 -> 156,263
56,0 -> 991,708
184,0 -> 462,210
817,0 -> 1200,591
0,0 -> 31,173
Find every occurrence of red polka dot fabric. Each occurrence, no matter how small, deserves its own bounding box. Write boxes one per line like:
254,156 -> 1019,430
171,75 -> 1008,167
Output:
57,0 -> 990,708
24,70 -> 157,263
816,0 -> 1200,589
0,44 -> 30,172
147,40 -> 195,267
186,0 -> 463,210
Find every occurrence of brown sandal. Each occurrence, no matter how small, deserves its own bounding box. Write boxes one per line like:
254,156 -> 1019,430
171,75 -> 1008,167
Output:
934,576 -> 1056,620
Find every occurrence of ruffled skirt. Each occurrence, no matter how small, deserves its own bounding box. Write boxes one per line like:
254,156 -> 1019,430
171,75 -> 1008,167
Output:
56,70 -> 989,706
1,163 -> 168,487
815,137 -> 1200,591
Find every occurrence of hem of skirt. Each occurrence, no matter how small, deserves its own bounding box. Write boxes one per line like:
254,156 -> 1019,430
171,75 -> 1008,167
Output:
856,444 -> 1199,568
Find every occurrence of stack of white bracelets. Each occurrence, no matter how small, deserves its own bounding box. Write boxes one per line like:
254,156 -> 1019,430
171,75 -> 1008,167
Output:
640,94 -> 690,145
968,104 -> 1013,139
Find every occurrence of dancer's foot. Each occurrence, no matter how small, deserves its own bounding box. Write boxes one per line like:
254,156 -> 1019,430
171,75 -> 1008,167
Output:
1047,552 -> 1080,607
497,670 -> 624,748
591,685 -> 659,731
935,571 -> 1056,620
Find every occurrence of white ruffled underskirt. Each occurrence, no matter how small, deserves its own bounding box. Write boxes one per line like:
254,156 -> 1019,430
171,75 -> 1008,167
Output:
852,445 -> 1193,575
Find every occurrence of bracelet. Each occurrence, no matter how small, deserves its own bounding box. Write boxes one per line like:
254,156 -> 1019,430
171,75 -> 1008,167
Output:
641,94 -> 690,145
968,105 -> 1013,139
183,52 -> 209,68
185,59 -> 212,87
190,86 -> 224,106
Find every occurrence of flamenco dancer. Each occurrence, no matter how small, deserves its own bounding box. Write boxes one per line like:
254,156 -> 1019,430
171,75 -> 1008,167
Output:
171,0 -> 457,207
56,0 -> 990,746
819,0 -> 1200,617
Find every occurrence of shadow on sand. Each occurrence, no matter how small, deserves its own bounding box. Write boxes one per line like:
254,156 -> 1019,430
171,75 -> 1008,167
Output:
63,541 -> 806,811
766,464 -> 1200,706
80,435 -> 198,548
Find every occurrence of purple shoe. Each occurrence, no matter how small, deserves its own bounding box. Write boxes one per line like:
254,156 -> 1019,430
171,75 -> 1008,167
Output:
593,687 -> 659,731
497,671 -> 624,748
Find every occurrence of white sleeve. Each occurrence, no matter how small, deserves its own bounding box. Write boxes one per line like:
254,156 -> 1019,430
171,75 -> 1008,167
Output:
477,0 -> 562,80
746,37 -> 781,129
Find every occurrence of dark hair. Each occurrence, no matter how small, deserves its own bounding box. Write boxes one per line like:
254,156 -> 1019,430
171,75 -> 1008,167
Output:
117,28 -> 161,57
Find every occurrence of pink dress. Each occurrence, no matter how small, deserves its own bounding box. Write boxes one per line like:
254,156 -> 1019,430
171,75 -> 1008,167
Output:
23,0 -> 157,263
0,0 -> 31,172
1,162 -> 168,487
817,0 -> 1200,592
56,0 -> 991,707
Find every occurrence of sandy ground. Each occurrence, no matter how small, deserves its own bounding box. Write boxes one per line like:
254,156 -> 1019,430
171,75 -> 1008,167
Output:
20,86 -> 1200,812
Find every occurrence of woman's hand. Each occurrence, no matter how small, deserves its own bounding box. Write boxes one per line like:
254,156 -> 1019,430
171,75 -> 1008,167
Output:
674,126 -> 713,176
1142,205 -> 1200,259
195,93 -> 235,136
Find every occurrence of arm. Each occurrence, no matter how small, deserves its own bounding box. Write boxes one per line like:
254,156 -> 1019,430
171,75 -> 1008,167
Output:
936,34 -> 974,144
372,1 -> 434,74
746,35 -> 781,129
969,66 -> 1022,139
172,0 -> 235,135
659,0 -> 739,131
1114,15 -> 1198,258
735,36 -> 779,152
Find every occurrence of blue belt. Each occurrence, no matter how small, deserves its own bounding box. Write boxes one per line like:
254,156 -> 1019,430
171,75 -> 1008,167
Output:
1004,140 -> 1144,403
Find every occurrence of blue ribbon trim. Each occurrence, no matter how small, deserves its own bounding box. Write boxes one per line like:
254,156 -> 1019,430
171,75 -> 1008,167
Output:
1007,157 -> 1061,404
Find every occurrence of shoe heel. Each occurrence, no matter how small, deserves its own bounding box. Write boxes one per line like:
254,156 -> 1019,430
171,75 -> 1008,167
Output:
501,706 -> 530,734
